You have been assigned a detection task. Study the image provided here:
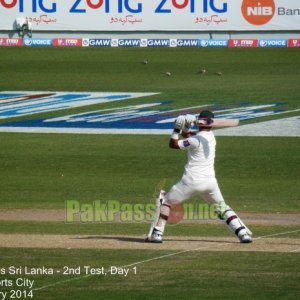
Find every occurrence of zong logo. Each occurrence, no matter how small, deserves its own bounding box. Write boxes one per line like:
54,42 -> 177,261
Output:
242,0 -> 275,26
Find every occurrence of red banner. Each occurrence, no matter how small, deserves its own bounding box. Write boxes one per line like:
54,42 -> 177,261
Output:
229,39 -> 258,48
288,39 -> 300,48
0,38 -> 23,47
53,38 -> 82,47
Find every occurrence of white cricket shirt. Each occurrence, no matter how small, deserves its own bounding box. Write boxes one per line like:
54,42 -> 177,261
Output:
178,131 -> 216,179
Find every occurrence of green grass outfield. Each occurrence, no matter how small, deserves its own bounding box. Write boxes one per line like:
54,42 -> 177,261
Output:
0,134 -> 299,212
0,248 -> 299,300
0,47 -> 299,300
27,250 -> 300,300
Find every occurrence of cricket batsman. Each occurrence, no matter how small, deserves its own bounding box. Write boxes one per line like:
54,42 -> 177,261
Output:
146,110 -> 252,244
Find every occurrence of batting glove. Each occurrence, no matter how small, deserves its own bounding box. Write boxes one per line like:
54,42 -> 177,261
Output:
182,114 -> 196,132
174,115 -> 185,131
185,114 -> 197,125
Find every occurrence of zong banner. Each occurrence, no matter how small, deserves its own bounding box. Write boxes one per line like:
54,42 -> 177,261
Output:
0,0 -> 299,31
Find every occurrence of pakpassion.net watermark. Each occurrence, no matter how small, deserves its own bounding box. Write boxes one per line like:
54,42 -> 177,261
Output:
65,200 -> 220,224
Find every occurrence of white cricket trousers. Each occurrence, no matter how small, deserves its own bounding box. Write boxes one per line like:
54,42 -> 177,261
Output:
164,176 -> 225,205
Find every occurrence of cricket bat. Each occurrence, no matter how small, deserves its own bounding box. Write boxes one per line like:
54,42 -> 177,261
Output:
146,190 -> 165,241
197,118 -> 239,128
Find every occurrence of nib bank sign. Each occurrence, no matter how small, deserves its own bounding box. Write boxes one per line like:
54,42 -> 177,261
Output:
242,0 -> 275,25
241,0 -> 299,26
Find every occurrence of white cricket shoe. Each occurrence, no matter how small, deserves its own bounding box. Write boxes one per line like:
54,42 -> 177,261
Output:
147,228 -> 163,243
238,233 -> 253,243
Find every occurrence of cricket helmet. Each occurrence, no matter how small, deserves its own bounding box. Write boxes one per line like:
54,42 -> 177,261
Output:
197,110 -> 214,128
198,110 -> 214,119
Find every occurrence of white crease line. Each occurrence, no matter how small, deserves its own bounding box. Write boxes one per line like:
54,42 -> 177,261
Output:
253,229 -> 300,240
33,243 -> 225,292
289,248 -> 300,253
34,228 -> 300,292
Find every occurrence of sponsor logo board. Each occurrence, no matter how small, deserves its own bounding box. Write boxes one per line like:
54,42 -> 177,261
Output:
53,38 -> 82,47
258,39 -> 287,47
82,38 -> 111,47
288,39 -> 300,47
146,39 -> 170,47
0,38 -> 23,47
229,39 -> 258,48
1,38 -> 299,48
199,39 -> 228,47
23,38 -> 53,47
111,39 -> 141,47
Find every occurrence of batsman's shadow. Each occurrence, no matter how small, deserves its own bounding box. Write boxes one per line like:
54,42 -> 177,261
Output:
73,236 -> 145,243
72,236 -> 237,244
166,238 -> 237,244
